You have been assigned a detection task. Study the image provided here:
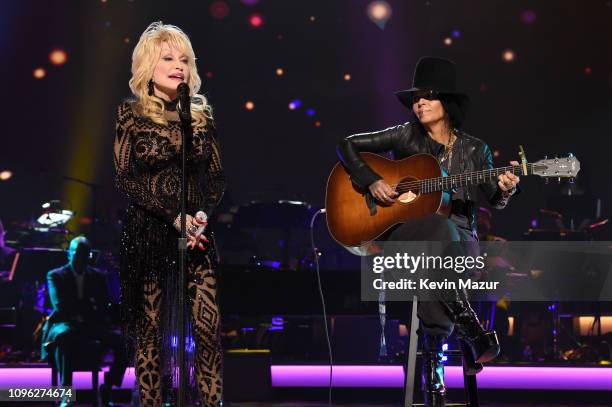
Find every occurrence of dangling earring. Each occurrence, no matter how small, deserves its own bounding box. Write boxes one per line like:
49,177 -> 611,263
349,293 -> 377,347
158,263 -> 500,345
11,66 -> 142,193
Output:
148,79 -> 154,96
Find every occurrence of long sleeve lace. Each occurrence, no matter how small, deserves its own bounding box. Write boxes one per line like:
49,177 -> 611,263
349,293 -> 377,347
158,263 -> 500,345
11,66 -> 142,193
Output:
113,102 -> 180,224
199,124 -> 225,215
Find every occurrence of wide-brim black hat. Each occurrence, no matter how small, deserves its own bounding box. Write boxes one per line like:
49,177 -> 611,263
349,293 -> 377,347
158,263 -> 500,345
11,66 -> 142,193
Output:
395,56 -> 470,109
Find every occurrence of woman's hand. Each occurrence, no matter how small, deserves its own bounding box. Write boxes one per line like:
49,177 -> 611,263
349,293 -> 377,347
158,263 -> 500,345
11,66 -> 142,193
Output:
190,212 -> 209,251
173,214 -> 209,250
498,160 -> 521,192
368,180 -> 398,204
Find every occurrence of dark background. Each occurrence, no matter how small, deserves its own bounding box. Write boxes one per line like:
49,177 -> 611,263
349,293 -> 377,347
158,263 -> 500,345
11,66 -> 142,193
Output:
1,0 -> 611,241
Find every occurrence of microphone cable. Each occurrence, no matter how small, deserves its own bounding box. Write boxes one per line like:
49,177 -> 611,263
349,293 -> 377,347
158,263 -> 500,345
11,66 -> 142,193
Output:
309,208 -> 333,407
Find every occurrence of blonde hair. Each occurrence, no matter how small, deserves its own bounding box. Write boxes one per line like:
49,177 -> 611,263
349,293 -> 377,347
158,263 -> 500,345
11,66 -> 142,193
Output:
129,21 -> 212,127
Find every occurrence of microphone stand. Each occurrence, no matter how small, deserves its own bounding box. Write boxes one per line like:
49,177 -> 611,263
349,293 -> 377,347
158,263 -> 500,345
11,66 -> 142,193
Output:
177,94 -> 192,407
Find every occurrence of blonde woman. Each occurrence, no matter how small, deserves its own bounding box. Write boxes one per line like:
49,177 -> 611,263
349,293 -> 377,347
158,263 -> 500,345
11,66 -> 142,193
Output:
114,21 -> 224,406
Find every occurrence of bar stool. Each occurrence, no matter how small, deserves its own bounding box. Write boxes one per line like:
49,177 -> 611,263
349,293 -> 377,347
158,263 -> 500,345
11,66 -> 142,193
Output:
404,296 -> 479,407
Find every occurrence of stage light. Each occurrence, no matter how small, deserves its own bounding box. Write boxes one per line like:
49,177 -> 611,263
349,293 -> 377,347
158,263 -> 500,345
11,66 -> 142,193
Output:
49,49 -> 68,66
276,68 -> 284,76
241,0 -> 259,5
502,49 -> 516,62
367,1 -> 392,29
0,170 -> 12,181
520,10 -> 537,24
444,37 -> 452,46
314,120 -> 321,127
288,99 -> 302,110
584,67 -> 592,75
452,30 -> 461,38
309,16 -> 316,22
249,13 -> 264,28
306,108 -> 315,117
493,150 -> 500,158
205,71 -> 214,79
33,68 -> 46,79
210,1 -> 230,19
343,73 -> 351,81
123,37 -> 130,44
245,100 -> 255,110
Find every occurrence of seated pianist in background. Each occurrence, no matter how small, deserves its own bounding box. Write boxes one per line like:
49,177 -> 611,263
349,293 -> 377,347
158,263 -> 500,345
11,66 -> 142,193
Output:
41,236 -> 127,406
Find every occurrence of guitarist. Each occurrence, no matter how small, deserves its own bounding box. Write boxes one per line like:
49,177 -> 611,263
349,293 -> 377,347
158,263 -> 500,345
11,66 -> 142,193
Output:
337,57 -> 520,406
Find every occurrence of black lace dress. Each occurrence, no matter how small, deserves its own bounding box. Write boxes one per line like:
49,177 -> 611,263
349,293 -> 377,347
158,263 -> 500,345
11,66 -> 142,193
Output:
114,99 -> 225,406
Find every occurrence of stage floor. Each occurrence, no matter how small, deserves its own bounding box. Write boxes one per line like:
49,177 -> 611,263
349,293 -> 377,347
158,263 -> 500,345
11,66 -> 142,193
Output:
228,404 -> 611,407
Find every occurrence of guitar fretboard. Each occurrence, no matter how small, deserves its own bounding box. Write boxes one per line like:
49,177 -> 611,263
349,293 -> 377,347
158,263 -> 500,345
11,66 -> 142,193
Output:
397,164 -> 542,194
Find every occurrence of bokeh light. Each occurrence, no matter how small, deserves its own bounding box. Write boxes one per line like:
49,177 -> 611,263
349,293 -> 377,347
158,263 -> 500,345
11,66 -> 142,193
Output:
276,68 -> 284,76
245,101 -> 255,110
502,49 -> 516,62
288,99 -> 302,110
249,13 -> 264,28
241,0 -> 259,5
0,170 -> 13,181
123,37 -> 130,44
306,108 -> 315,117
210,1 -> 230,19
520,10 -> 537,24
584,66 -> 592,75
493,150 -> 500,158
452,30 -> 461,38
444,37 -> 453,46
314,120 -> 321,127
343,73 -> 351,81
33,67 -> 46,79
309,16 -> 316,22
49,49 -> 68,66
367,1 -> 392,29
205,71 -> 214,79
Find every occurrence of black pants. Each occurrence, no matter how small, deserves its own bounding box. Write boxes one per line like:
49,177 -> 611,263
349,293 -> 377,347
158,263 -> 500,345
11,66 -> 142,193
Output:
50,322 -> 128,387
388,214 -> 476,337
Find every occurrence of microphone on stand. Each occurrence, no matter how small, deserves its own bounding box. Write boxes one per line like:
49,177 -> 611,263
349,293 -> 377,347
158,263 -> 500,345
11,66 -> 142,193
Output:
176,82 -> 191,123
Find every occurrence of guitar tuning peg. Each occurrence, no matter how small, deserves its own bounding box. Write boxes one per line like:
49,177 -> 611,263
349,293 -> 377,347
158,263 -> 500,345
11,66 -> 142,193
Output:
569,177 -> 575,184
557,177 -> 561,183
567,153 -> 574,158
544,178 -> 549,185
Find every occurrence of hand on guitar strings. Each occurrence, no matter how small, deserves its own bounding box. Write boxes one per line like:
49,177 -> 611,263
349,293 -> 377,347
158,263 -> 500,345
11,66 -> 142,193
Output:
369,179 -> 399,204
498,161 -> 521,192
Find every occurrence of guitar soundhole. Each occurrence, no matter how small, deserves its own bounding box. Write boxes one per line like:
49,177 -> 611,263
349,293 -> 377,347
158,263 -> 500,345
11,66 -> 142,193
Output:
396,176 -> 420,205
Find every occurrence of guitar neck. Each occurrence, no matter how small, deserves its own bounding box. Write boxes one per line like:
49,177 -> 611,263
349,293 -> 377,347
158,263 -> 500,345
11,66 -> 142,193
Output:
415,163 -> 538,194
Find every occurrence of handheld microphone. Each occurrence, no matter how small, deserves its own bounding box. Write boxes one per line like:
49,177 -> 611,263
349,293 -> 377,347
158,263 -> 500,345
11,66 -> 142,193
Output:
176,82 -> 191,123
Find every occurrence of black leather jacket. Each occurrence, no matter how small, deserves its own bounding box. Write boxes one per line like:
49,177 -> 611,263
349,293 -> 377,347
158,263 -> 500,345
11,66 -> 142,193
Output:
337,122 -> 517,233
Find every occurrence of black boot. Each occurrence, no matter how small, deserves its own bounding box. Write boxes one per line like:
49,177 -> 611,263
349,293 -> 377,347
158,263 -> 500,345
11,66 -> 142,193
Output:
445,291 -> 500,364
422,334 -> 446,407
459,339 -> 483,375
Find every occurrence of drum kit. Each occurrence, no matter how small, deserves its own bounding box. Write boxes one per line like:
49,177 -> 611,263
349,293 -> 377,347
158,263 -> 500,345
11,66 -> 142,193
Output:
10,200 -> 75,249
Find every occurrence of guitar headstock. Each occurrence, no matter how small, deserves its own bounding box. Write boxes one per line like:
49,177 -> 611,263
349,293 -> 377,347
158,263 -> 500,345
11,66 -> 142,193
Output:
531,154 -> 580,179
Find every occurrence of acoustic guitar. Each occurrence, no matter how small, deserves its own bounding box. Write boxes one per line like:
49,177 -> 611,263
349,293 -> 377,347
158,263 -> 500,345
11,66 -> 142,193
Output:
325,152 -> 580,250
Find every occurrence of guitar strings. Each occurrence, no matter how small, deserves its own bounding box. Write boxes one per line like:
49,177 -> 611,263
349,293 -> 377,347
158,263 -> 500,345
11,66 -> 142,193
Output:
388,163 -> 550,192
389,165 -> 525,189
